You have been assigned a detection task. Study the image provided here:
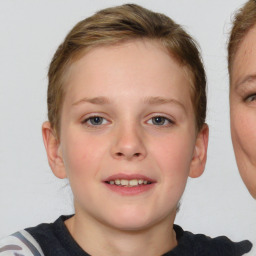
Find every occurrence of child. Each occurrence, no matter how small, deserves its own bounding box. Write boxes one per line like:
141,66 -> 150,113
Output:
0,4 -> 252,256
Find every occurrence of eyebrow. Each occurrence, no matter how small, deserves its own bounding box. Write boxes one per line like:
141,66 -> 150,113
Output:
235,74 -> 256,89
72,96 -> 186,111
143,96 -> 186,111
72,96 -> 111,106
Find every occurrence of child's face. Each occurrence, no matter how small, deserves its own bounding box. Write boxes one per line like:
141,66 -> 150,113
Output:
44,40 -> 208,231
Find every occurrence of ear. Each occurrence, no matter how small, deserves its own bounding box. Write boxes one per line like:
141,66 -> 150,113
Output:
42,121 -> 67,179
189,123 -> 209,178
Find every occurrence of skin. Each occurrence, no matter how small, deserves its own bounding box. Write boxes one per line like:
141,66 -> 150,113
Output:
43,39 -> 208,256
230,25 -> 256,199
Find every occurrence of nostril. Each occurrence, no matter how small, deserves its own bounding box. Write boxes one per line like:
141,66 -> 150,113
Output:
115,152 -> 140,158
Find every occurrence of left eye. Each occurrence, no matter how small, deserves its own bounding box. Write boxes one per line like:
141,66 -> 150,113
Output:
147,116 -> 173,126
83,116 -> 108,126
245,94 -> 256,102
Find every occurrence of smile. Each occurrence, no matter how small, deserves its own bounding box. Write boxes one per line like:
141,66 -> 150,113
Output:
106,179 -> 152,187
104,174 -> 156,195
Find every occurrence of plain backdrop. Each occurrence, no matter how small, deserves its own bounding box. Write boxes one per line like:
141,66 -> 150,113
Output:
0,0 -> 255,254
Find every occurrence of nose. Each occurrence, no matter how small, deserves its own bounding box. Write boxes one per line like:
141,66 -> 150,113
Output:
111,124 -> 147,161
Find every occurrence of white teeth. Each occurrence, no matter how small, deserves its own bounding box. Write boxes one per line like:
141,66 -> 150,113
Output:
121,179 -> 129,186
115,179 -> 121,185
108,179 -> 151,187
129,179 -> 138,186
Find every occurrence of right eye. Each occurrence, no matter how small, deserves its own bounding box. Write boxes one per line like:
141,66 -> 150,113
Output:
82,116 -> 108,126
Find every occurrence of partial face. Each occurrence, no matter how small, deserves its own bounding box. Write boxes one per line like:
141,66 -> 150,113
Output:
230,25 -> 256,198
45,40 -> 208,231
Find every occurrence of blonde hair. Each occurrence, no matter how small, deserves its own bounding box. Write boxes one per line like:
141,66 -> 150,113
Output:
228,0 -> 256,75
47,4 -> 206,136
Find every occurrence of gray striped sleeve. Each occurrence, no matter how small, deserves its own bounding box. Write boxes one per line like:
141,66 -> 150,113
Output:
0,230 -> 44,256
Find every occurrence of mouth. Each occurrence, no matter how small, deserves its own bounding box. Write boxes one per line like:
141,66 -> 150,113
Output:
103,174 -> 155,195
105,179 -> 152,187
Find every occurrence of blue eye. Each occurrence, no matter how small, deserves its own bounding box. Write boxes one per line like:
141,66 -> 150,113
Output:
83,116 -> 107,126
89,117 -> 103,125
148,116 -> 173,126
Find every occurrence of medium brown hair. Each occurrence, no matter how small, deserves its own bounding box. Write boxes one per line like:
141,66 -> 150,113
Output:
47,4 -> 206,136
228,0 -> 256,75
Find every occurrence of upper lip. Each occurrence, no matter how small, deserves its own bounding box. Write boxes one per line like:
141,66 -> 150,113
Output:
104,173 -> 156,183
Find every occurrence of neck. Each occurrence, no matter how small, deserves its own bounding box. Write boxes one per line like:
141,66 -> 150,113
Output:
65,212 -> 177,256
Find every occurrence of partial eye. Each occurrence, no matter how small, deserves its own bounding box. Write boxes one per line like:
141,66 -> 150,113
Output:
147,116 -> 173,126
83,116 -> 108,126
245,94 -> 256,102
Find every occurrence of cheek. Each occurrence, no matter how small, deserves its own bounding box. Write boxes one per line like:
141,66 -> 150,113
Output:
61,132 -> 107,177
231,107 -> 256,198
149,135 -> 194,208
150,133 -> 194,176
231,108 -> 256,159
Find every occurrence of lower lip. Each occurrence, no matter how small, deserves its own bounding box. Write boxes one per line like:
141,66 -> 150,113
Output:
104,183 -> 155,196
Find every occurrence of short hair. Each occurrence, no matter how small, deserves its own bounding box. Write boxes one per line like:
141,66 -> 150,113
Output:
228,0 -> 256,76
47,4 -> 206,137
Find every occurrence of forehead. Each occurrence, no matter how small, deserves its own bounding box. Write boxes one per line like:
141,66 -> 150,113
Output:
64,39 -> 193,98
231,25 -> 256,87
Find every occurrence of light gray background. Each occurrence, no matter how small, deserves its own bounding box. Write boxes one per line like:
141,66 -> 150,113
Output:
0,0 -> 255,254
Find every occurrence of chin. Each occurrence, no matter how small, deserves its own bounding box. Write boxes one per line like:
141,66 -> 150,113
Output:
105,208 -> 172,232
104,208 -> 156,231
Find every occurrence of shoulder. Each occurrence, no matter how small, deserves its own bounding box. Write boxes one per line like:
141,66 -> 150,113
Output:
24,215 -> 70,256
0,216 -> 75,256
168,225 -> 252,256
25,215 -> 86,256
0,230 -> 44,256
